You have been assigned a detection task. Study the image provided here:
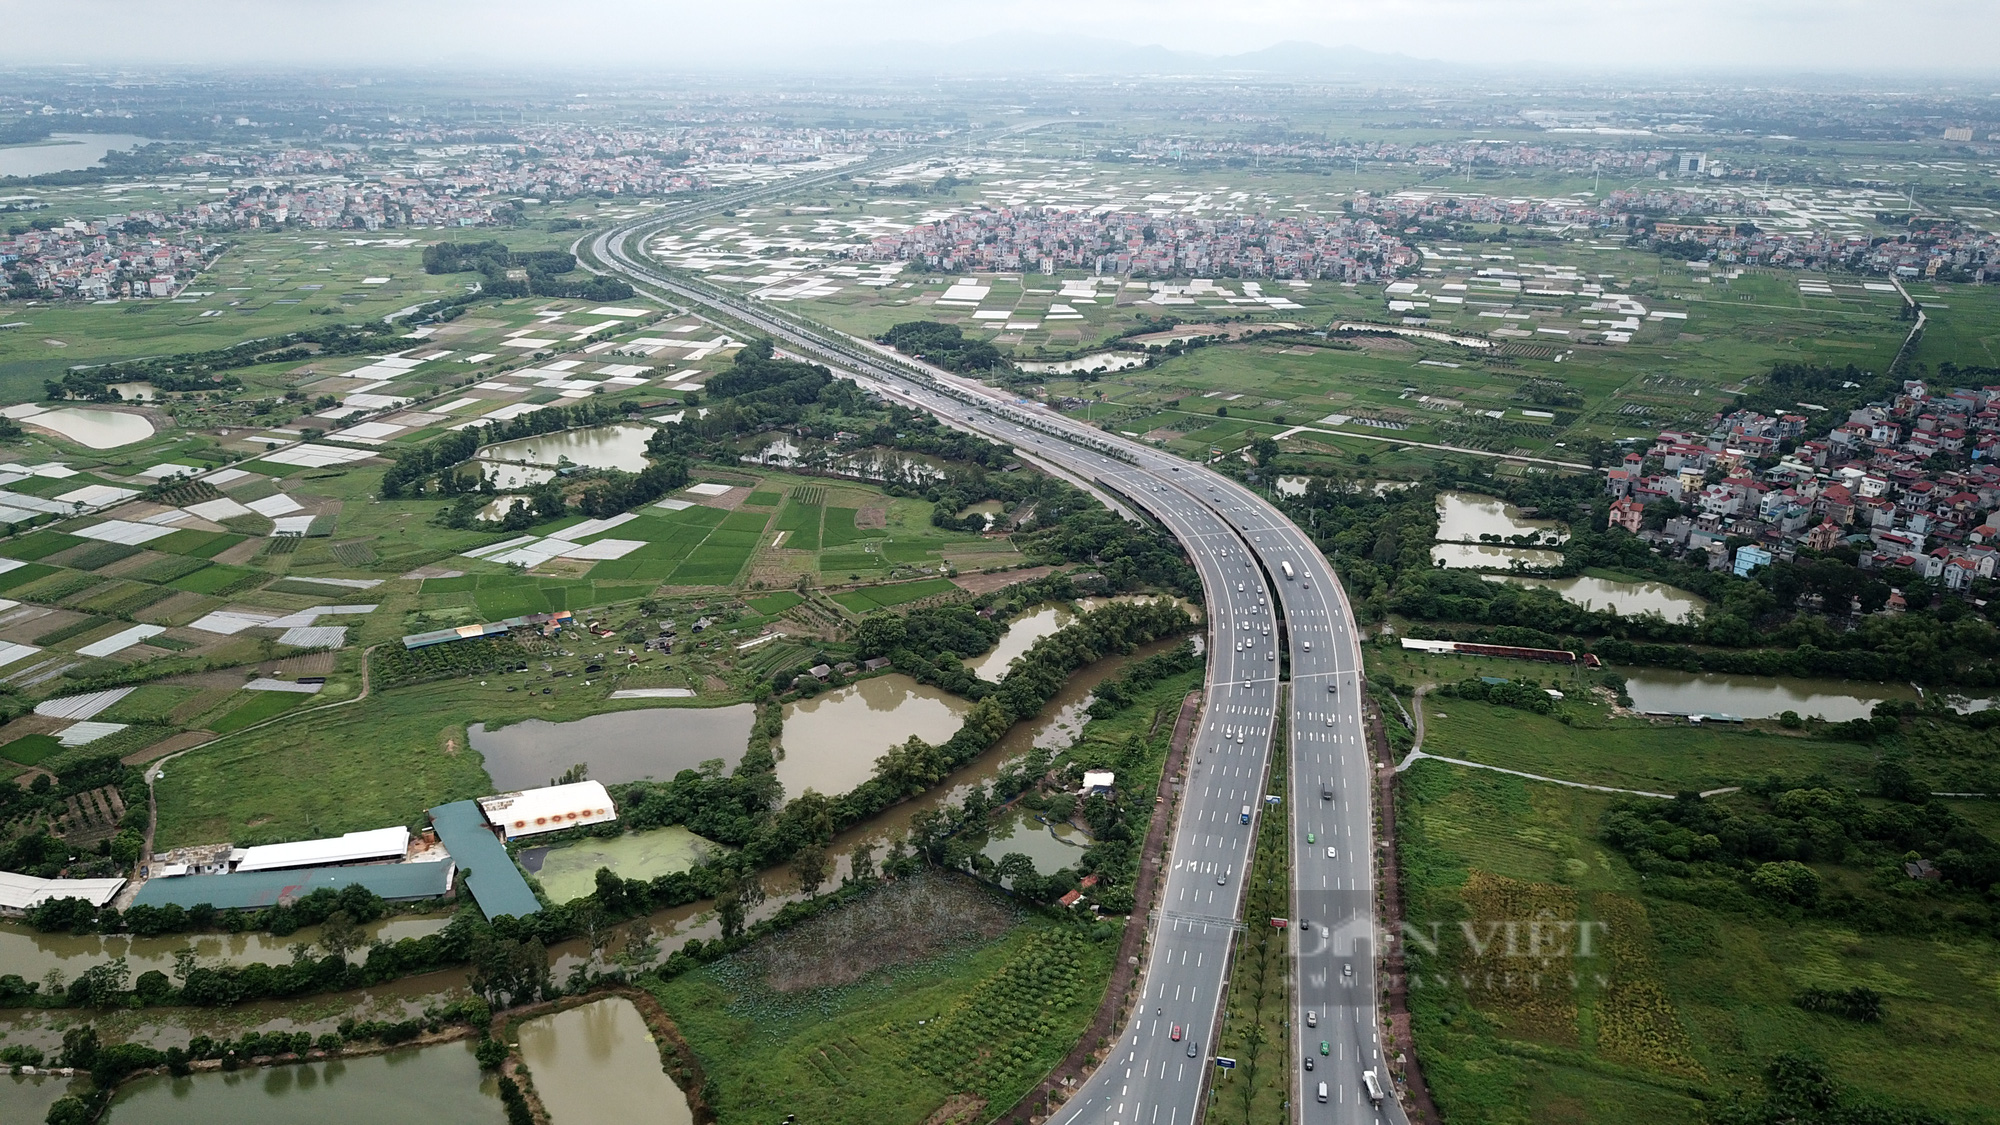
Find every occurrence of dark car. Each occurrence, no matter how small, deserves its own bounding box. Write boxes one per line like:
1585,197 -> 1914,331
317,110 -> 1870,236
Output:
1187,1039 -> 1199,1058
1304,1056 -> 1314,1071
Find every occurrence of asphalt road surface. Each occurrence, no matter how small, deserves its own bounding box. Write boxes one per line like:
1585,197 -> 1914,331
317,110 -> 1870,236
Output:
586,213 -> 1402,1125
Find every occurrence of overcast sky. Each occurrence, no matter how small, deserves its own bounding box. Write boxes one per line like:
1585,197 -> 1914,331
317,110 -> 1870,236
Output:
11,0 -> 1999,76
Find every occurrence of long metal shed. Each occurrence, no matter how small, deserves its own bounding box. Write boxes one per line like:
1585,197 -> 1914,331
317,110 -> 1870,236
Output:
426,800 -> 542,920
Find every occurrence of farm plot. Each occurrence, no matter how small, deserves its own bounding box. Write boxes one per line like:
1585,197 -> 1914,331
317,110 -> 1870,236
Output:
830,577 -> 959,613
648,871 -> 1110,1125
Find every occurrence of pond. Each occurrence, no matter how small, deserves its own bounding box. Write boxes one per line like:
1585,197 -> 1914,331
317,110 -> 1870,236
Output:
1486,574 -> 1706,623
1621,668 -> 1918,721
516,998 -> 693,1125
525,826 -> 721,905
108,382 -> 158,401
1014,352 -> 1148,375
1435,491 -> 1567,546
536,638 -> 1181,974
1429,542 -> 1565,570
18,406 -> 156,449
107,1040 -> 502,1124
1275,475 -> 1310,497
980,806 -> 1092,878
1,1072 -> 73,1124
965,604 -> 1075,681
0,914 -> 451,982
777,674 -> 971,799
469,705 -> 755,792
478,423 -> 657,473
0,133 -> 153,178
477,463 -> 558,490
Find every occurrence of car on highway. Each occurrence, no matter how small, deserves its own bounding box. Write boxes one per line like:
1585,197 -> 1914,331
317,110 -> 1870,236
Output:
1317,1081 -> 1329,1103
1187,1039 -> 1199,1058
1319,1041 -> 1330,1056
1326,846 -> 1337,858
1304,1055 -> 1314,1071
1217,871 -> 1228,885
1306,832 -> 1315,843
1170,1024 -> 1182,1041
1344,962 -> 1354,977
1306,1010 -> 1317,1027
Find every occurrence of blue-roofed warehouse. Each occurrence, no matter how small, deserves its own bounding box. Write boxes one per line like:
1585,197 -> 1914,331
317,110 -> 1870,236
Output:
131,859 -> 455,912
427,800 -> 542,920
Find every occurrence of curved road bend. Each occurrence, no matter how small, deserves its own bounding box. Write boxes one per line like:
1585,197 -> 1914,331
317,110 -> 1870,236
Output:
588,220 -> 1402,1125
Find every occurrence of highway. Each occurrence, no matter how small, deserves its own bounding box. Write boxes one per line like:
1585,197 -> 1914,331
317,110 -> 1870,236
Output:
584,198 -> 1402,1125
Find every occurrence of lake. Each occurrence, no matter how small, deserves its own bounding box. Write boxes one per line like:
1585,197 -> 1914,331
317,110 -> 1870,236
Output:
469,705 -> 755,791
107,1041 -> 501,1124
1622,668 -> 1918,721
478,423 -> 658,473
1486,574 -> 1705,623
777,674 -> 971,799
516,998 -> 693,1125
477,461 -> 557,490
0,134 -> 152,178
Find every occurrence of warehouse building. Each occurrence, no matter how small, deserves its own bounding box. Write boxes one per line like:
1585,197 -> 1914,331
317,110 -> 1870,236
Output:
232,826 -> 411,873
478,780 -> 617,840
0,871 -> 126,915
129,858 -> 454,912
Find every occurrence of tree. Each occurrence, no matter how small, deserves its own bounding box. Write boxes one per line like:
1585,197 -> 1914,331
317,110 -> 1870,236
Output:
1249,436 -> 1280,467
1750,860 -> 1822,907
320,900 -> 364,952
792,843 -> 829,898
59,1025 -> 100,1069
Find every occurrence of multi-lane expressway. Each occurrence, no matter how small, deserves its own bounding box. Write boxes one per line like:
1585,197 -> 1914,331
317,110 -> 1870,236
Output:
585,208 -> 1404,1125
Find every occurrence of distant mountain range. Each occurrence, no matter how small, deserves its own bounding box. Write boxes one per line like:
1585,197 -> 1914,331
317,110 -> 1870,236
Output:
752,36 -> 1454,79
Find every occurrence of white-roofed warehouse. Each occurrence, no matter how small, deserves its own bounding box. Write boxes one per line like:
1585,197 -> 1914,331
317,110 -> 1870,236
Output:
478,780 -> 617,840
0,871 -> 126,913
232,826 -> 411,873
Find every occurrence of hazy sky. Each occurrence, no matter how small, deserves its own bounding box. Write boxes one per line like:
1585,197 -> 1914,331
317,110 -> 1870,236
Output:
11,0 -> 1999,74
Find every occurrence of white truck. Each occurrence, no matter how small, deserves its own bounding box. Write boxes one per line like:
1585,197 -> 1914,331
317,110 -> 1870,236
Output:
1362,1069 -> 1385,1108
1280,560 -> 1295,580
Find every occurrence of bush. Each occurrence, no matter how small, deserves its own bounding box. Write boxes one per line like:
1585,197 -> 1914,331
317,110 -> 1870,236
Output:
475,1036 -> 509,1070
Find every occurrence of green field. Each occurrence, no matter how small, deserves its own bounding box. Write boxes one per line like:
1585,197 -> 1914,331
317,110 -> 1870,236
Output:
1398,760 -> 2000,1125
830,577 -> 959,613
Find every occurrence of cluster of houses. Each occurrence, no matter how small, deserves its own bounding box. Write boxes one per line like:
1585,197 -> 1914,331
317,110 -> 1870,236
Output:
855,207 -> 1418,281
2,220 -> 218,300
1606,384 -> 2000,592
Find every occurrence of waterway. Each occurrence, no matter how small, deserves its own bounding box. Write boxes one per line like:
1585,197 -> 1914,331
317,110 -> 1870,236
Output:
469,704 -> 755,791
0,914 -> 451,982
477,423 -> 657,473
106,1040 -> 502,1124
0,133 -> 153,178
1621,668 -> 1918,721
777,674 -> 971,799
515,998 -> 694,1125
1486,574 -> 1706,623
